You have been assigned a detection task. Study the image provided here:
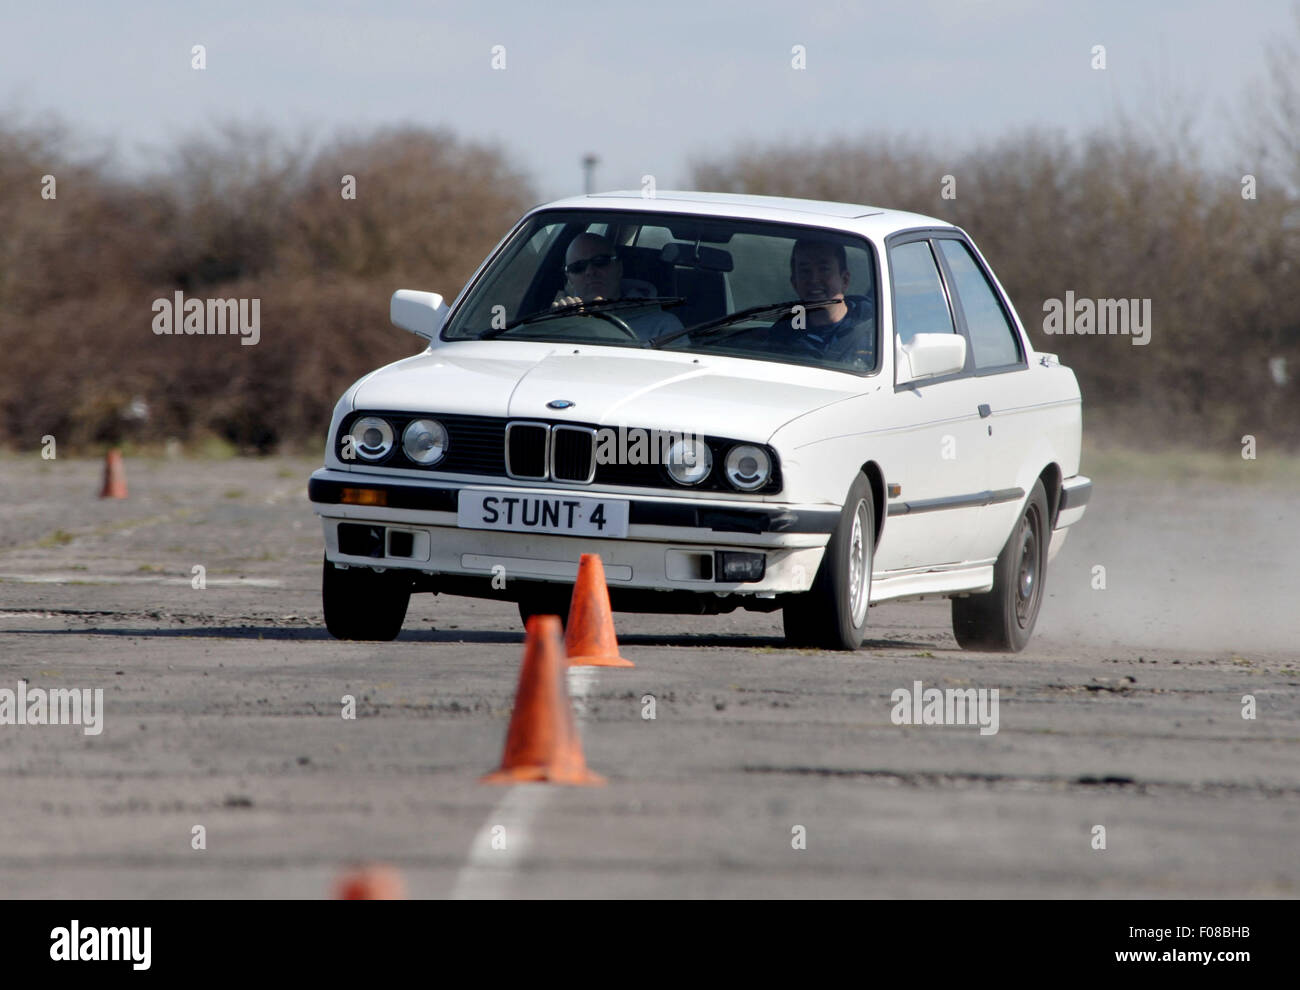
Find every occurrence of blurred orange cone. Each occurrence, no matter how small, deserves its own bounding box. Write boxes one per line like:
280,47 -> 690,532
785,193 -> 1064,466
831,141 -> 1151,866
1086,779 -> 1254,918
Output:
334,864 -> 406,899
99,449 -> 127,499
482,615 -> 604,786
564,554 -> 633,668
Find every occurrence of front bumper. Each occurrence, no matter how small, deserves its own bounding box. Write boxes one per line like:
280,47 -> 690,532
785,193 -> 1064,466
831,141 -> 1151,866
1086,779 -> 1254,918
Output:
1055,474 -> 1091,529
308,469 -> 837,595
1047,474 -> 1092,562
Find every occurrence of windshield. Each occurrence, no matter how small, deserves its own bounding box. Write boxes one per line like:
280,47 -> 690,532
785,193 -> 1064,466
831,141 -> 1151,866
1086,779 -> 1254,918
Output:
442,209 -> 880,374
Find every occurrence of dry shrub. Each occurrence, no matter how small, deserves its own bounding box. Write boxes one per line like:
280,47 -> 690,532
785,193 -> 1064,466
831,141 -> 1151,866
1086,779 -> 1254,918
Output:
3,97 -> 1297,453
0,121 -> 534,452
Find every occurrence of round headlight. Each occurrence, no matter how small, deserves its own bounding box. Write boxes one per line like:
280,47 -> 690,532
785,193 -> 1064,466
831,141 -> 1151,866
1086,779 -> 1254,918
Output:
666,437 -> 713,486
349,416 -> 394,461
725,445 -> 772,491
402,419 -> 449,465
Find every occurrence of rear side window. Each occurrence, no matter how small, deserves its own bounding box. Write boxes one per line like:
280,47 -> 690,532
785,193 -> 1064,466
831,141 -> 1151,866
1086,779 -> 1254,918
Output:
889,241 -> 955,345
937,239 -> 1022,369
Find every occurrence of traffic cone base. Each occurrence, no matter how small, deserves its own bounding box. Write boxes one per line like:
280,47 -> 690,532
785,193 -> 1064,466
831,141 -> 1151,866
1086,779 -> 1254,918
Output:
566,651 -> 634,668
565,554 -> 634,668
481,765 -> 605,786
482,615 -> 604,787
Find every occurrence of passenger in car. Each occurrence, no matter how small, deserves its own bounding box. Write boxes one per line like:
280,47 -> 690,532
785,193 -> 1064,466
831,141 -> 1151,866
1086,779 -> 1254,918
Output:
763,239 -> 875,371
552,233 -> 683,339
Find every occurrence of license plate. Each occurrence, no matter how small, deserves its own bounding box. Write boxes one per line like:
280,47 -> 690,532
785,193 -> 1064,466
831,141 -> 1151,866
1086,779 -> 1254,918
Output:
457,490 -> 629,538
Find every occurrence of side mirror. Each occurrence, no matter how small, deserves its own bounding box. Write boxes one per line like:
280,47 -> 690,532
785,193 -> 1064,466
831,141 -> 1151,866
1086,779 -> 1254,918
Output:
896,333 -> 967,384
391,290 -> 449,342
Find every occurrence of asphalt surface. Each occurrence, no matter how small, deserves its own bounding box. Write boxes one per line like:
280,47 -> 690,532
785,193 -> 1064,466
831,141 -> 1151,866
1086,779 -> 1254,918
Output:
0,453 -> 1297,898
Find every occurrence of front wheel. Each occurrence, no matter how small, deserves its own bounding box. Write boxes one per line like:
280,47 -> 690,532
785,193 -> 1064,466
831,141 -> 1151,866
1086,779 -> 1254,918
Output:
951,479 -> 1048,652
322,556 -> 411,641
782,473 -> 874,650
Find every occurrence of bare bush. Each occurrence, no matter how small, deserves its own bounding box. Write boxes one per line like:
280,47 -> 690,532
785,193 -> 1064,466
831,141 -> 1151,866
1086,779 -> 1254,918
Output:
285,126 -> 532,287
0,122 -> 534,452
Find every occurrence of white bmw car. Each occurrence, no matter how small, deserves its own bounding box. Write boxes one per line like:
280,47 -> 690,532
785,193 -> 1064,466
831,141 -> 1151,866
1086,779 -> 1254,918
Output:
308,191 -> 1090,650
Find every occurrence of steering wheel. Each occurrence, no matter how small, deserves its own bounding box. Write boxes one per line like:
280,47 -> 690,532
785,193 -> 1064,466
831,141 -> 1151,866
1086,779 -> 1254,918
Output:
582,310 -> 639,339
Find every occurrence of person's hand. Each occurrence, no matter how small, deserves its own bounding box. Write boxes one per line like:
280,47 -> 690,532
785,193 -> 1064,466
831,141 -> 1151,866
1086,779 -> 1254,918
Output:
552,293 -> 606,309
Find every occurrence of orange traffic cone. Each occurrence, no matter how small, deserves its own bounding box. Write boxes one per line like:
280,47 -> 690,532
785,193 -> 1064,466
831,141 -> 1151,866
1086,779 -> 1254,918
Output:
99,449 -> 127,499
482,615 -> 604,786
334,864 -> 407,899
564,554 -> 633,668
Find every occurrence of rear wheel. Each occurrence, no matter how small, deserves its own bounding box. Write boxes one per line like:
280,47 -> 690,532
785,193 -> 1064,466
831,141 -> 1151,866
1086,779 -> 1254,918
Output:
951,479 -> 1048,652
322,556 -> 411,641
782,473 -> 874,650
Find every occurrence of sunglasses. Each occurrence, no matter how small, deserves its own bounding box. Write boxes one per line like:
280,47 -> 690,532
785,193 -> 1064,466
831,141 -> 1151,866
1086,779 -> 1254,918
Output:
563,254 -> 616,276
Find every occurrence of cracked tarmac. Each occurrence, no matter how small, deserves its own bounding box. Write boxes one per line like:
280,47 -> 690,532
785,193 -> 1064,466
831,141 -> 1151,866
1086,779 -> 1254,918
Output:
0,453 -> 1297,897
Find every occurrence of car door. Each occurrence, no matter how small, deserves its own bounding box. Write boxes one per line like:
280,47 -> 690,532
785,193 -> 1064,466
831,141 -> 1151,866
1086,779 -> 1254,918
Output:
931,235 -> 1034,563
879,235 -> 994,570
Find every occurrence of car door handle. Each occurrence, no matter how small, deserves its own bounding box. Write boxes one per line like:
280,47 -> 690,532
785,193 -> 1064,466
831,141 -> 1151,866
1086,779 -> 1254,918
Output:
978,403 -> 992,418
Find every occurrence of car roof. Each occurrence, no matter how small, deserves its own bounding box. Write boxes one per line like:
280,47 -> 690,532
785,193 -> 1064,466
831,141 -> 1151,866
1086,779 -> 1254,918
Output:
531,190 -> 957,239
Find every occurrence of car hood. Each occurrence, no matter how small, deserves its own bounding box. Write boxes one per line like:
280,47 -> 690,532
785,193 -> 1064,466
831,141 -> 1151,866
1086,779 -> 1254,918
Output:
351,344 -> 866,441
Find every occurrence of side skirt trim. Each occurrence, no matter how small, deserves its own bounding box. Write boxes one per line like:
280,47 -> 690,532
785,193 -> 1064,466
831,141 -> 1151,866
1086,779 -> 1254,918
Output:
886,487 -> 1024,517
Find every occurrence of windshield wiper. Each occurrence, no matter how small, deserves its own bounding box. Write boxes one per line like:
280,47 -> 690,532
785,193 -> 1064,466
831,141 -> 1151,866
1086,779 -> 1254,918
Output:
647,298 -> 838,349
478,296 -> 685,340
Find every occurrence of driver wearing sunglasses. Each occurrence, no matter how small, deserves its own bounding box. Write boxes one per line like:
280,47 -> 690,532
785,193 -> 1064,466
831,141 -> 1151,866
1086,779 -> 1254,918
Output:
552,233 -> 682,339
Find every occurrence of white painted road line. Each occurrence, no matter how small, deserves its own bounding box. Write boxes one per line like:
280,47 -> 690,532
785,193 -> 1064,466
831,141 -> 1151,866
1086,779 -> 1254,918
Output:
448,666 -> 599,899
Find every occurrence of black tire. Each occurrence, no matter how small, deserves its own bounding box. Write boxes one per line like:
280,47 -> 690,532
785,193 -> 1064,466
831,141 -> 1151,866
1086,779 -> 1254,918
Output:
322,556 -> 411,641
782,473 -> 874,650
516,584 -> 573,631
951,479 -> 1049,653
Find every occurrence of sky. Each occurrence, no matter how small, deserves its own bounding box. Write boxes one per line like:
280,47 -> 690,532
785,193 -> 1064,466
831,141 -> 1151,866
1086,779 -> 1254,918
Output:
1,0 -> 1293,200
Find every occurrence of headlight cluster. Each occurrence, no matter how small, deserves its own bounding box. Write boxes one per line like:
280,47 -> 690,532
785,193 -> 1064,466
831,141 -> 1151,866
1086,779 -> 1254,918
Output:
665,437 -> 712,486
666,438 -> 774,491
341,414 -> 775,490
348,416 -> 394,461
402,419 -> 449,465
345,416 -> 448,466
724,445 -> 772,491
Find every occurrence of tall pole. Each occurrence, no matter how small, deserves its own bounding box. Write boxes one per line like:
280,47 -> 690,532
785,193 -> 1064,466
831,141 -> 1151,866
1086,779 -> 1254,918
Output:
582,153 -> 599,194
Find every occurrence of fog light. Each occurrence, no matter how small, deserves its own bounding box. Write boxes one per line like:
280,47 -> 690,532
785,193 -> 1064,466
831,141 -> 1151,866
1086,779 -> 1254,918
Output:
338,523 -> 385,557
715,551 -> 765,583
